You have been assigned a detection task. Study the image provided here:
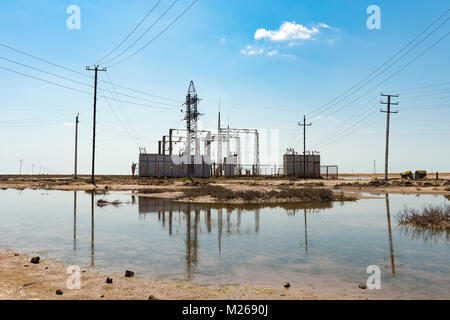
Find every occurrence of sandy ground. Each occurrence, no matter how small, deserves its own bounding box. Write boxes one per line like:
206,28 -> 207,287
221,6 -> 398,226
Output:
0,248 -> 369,300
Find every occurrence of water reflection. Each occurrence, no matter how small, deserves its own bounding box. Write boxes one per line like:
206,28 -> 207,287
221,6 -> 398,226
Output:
385,194 -> 396,274
91,192 -> 95,267
73,191 -> 77,251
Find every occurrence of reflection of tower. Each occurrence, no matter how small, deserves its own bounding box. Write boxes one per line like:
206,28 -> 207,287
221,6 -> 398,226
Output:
73,191 -> 77,251
385,194 -> 396,274
184,81 -> 202,158
91,193 -> 95,267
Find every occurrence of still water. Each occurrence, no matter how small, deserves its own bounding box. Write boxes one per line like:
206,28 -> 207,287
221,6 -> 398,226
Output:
0,189 -> 448,299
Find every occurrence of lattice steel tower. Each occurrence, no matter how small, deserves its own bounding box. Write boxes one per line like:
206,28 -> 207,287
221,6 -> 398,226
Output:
183,81 -> 202,157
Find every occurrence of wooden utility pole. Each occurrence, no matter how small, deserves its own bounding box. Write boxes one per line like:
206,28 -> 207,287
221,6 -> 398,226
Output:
298,116 -> 312,180
380,93 -> 399,181
86,66 -> 107,185
74,113 -> 79,179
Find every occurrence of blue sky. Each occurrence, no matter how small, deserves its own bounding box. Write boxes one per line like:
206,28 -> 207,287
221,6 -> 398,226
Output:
0,0 -> 449,174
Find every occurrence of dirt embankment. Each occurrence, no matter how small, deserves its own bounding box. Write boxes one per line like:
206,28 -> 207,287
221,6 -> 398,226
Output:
0,248 -> 367,300
0,175 -> 449,201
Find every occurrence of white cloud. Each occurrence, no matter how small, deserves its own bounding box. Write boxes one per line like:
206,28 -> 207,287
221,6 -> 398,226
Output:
220,37 -> 227,44
267,50 -> 278,56
240,45 -> 264,56
254,21 -> 324,42
61,122 -> 74,127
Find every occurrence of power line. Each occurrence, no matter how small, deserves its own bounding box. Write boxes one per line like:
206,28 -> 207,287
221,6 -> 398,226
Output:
0,64 -> 180,111
97,0 -> 164,64
0,41 -> 183,103
103,0 -> 179,65
314,31 -> 449,123
306,9 -> 449,118
312,17 -> 449,122
107,0 -> 199,67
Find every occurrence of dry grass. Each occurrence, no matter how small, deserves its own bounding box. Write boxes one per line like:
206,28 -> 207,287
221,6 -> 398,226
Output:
183,185 -> 334,202
397,205 -> 450,230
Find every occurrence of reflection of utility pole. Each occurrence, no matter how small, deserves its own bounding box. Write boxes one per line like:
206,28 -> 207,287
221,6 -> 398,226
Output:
254,209 -> 260,233
91,192 -> 95,267
169,209 -> 173,236
381,93 -> 399,181
218,209 -> 223,253
385,194 -> 396,274
304,208 -> 308,253
73,191 -> 77,251
186,205 -> 191,274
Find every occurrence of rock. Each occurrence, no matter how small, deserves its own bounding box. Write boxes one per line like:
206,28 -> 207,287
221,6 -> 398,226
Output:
56,289 -> 64,295
100,295 -> 105,298
44,267 -> 48,270
30,257 -> 40,264
106,277 -> 113,284
148,295 -> 159,300
358,284 -> 367,290
105,186 -> 109,190
283,281 -> 291,288
14,253 -> 19,256
125,270 -> 135,278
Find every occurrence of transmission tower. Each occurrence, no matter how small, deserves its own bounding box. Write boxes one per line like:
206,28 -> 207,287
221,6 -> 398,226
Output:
183,81 -> 202,157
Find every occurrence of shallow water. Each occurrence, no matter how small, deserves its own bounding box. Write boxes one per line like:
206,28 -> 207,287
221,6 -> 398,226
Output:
0,189 -> 448,299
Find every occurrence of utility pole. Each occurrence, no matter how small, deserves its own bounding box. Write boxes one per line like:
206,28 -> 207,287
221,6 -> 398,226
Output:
298,116 -> 312,180
86,65 -> 107,185
19,159 -> 24,175
381,93 -> 399,181
74,113 -> 79,179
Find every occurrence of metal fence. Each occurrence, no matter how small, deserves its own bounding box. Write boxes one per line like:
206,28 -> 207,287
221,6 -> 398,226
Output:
320,165 -> 339,179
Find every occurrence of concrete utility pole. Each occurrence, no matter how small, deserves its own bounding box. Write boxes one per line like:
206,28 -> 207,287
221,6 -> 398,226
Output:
298,116 -> 312,180
19,159 -> 24,175
74,113 -> 79,179
86,65 -> 107,185
380,93 -> 399,181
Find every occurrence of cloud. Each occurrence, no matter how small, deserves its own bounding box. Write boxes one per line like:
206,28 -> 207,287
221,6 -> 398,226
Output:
61,122 -> 74,127
254,21 -> 327,42
240,45 -> 264,56
220,37 -> 227,44
267,50 -> 278,56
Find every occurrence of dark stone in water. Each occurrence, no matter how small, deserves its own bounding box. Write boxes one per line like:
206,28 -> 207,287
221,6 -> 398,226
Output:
30,257 -> 40,264
283,281 -> 291,288
125,270 -> 134,278
14,253 -> 19,256
148,295 -> 159,300
106,277 -> 113,284
358,284 -> 367,290
56,289 -> 64,295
